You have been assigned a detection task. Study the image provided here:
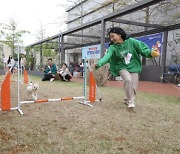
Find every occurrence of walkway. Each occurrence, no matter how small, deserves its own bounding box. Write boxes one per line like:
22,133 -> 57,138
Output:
71,77 -> 180,98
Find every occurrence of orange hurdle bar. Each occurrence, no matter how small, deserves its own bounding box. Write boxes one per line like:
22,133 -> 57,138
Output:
35,99 -> 49,103
61,97 -> 73,101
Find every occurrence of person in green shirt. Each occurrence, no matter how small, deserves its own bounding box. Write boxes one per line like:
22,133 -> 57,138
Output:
42,58 -> 57,81
95,27 -> 160,108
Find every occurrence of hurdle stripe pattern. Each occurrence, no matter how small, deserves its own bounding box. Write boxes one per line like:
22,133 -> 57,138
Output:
20,96 -> 84,104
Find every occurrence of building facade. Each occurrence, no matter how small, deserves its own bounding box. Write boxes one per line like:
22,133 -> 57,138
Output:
65,0 -> 180,71
65,0 -> 138,65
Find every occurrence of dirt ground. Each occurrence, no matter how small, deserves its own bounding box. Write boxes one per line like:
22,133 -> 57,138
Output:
0,75 -> 180,154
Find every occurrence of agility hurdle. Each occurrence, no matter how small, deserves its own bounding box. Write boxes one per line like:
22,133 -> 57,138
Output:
19,60 -> 100,108
0,67 -> 23,114
0,45 -> 28,115
78,59 -> 102,107
0,61 -> 99,115
0,45 -> 101,115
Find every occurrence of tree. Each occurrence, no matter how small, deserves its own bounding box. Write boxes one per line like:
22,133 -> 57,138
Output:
0,18 -> 29,56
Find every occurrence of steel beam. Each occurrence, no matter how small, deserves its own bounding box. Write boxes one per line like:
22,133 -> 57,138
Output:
67,34 -> 100,39
109,19 -> 165,29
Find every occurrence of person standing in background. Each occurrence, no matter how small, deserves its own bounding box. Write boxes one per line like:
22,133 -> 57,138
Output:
20,54 -> 26,70
7,55 -> 15,73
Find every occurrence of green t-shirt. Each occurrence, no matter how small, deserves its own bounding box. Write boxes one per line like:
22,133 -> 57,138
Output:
96,38 -> 153,76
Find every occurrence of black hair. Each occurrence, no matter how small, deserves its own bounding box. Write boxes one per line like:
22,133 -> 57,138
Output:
48,58 -> 52,61
7,55 -> 13,64
62,62 -> 67,67
107,27 -> 128,41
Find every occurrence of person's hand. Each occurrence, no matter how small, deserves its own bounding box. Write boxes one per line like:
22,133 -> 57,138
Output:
40,68 -> 45,71
151,48 -> 160,58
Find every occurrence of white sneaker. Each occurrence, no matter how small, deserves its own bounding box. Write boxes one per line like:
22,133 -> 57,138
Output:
50,78 -> 54,82
128,102 -> 135,108
177,84 -> 180,87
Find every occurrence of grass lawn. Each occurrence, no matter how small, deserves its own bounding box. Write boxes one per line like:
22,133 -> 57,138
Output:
0,75 -> 180,154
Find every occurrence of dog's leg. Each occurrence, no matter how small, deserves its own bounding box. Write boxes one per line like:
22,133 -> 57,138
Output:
32,92 -> 37,101
27,92 -> 31,101
35,92 -> 37,101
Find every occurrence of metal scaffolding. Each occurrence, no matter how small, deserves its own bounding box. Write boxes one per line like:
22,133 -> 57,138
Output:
26,0 -> 180,82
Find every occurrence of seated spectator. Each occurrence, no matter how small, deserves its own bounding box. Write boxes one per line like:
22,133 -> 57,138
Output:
42,58 -> 57,81
58,62 -> 72,81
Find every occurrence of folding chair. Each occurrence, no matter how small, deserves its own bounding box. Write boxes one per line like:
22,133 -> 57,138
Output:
161,64 -> 180,83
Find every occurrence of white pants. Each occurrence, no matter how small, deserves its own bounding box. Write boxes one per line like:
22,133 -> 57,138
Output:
119,70 -> 139,103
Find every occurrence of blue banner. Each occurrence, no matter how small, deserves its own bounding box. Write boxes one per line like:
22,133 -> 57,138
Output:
136,33 -> 163,53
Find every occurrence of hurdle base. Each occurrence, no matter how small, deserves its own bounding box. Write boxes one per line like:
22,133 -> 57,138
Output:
18,108 -> 23,115
0,107 -> 23,115
78,101 -> 93,107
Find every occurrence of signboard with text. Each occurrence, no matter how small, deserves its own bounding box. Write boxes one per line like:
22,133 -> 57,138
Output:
82,44 -> 101,60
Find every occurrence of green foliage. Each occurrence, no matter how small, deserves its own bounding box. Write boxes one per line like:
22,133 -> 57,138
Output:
25,46 -> 32,52
0,18 -> 29,54
34,45 -> 41,51
43,49 -> 55,59
41,42 -> 56,59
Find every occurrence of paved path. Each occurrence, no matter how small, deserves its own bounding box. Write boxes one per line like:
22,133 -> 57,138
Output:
71,77 -> 180,98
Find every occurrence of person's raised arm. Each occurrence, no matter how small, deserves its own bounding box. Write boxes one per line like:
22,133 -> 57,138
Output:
95,46 -> 114,69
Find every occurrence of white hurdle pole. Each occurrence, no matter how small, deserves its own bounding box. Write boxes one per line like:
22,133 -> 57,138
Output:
20,61 -> 23,84
17,45 -> 23,115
